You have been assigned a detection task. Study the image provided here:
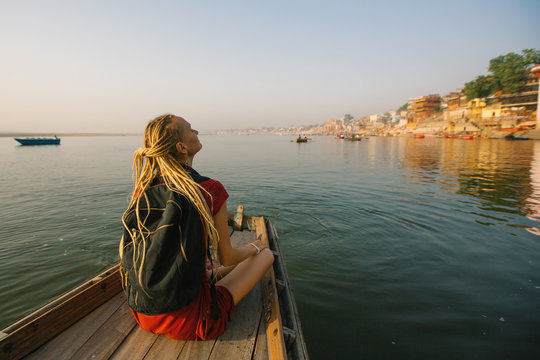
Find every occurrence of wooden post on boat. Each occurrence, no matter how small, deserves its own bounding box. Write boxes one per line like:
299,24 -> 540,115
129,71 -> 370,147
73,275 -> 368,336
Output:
254,216 -> 287,360
232,204 -> 244,231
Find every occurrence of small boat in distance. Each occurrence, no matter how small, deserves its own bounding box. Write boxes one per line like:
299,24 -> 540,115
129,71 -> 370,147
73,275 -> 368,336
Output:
505,135 -> 530,140
414,134 -> 425,138
14,136 -> 61,145
346,135 -> 362,141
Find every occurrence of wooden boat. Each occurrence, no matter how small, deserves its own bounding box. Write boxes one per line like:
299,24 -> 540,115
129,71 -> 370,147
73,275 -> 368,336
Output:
346,135 -> 362,141
505,135 -> 530,140
14,136 -> 60,145
459,135 -> 474,140
413,134 -> 425,139
296,138 -> 308,143
0,209 -> 308,360
336,135 -> 345,139
444,135 -> 458,139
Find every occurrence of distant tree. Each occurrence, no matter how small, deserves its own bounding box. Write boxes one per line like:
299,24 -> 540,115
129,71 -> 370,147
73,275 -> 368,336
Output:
343,114 -> 354,122
383,112 -> 391,117
397,102 -> 408,112
522,48 -> 540,66
463,48 -> 539,100
488,52 -> 528,93
464,75 -> 494,100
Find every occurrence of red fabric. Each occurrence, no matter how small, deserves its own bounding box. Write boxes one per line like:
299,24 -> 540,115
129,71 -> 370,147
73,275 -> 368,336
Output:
131,273 -> 234,340
131,178 -> 233,340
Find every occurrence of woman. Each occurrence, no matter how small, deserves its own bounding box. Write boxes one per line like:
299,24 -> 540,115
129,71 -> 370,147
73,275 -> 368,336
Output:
119,114 -> 274,340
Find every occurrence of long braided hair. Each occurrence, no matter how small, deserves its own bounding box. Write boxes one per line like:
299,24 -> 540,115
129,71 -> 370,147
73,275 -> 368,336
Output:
120,114 -> 218,292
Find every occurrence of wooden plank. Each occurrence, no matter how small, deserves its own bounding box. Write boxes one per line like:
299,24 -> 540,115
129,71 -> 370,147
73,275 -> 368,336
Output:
230,229 -> 256,247
208,282 -> 262,360
232,205 -> 244,231
1,265 -> 122,360
25,292 -> 126,360
2,265 -> 120,334
251,311 -> 268,360
68,300 -> 136,360
142,335 -> 186,360
254,217 -> 287,360
109,325 -> 159,360
176,339 -> 216,359
266,220 -> 309,359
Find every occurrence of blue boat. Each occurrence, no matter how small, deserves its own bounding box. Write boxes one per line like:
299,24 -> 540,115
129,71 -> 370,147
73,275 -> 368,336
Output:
14,136 -> 61,145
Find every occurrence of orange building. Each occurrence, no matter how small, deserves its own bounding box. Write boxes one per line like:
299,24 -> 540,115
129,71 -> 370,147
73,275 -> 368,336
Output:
408,94 -> 441,123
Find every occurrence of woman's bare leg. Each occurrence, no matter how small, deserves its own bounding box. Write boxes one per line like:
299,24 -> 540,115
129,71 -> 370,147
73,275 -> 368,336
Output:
209,265 -> 236,282
217,248 -> 274,304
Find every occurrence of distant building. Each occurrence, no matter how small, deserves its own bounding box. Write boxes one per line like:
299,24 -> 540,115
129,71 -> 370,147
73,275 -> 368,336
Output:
442,89 -> 470,124
369,114 -> 386,125
408,94 -> 441,123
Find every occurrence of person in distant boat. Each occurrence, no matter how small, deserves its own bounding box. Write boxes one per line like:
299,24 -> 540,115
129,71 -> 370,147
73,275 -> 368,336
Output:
119,114 -> 274,340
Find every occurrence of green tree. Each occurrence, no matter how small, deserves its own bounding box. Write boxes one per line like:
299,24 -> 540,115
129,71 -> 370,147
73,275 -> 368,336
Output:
522,48 -> 540,66
488,52 -> 527,93
464,75 -> 494,100
463,49 -> 539,99
397,102 -> 408,112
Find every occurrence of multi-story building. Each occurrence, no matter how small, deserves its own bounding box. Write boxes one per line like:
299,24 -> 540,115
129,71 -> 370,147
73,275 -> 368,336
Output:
369,114 -> 386,125
408,94 -> 441,124
442,89 -> 470,125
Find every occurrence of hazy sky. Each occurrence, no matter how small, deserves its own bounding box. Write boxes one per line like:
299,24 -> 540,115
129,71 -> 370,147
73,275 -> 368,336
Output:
1,0 -> 539,133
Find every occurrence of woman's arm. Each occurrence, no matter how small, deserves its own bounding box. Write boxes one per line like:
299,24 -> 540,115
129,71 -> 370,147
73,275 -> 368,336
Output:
215,200 -> 267,266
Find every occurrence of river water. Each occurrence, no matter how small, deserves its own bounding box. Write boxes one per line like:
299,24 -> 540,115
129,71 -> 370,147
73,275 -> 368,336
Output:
1,135 -> 539,359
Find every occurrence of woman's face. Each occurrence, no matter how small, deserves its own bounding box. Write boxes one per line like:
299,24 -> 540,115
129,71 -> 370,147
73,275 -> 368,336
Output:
175,116 -> 202,157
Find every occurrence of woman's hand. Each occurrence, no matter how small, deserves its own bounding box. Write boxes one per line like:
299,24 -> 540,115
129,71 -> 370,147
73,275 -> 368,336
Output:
249,240 -> 269,256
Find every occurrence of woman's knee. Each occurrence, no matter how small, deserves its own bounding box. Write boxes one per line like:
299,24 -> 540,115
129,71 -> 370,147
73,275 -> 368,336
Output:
259,248 -> 274,268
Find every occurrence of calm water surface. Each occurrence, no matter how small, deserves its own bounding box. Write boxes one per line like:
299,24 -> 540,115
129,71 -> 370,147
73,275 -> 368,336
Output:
1,135 -> 539,359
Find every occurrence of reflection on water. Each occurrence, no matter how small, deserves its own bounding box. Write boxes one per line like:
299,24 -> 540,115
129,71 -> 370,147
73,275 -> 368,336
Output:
526,141 -> 540,235
401,138 -> 538,232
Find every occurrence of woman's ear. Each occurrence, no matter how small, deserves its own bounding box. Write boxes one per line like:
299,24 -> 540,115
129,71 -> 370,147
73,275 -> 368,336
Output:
176,142 -> 187,154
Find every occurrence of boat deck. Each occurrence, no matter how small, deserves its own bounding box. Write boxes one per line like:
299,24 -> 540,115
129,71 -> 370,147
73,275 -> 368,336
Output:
2,215 -> 308,360
24,231 -> 264,360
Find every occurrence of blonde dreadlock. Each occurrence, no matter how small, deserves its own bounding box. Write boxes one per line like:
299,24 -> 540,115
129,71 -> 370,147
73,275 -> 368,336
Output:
120,114 -> 219,293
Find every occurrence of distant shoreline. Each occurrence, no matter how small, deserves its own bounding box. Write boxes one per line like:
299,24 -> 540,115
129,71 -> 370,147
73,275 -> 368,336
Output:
0,133 -> 142,137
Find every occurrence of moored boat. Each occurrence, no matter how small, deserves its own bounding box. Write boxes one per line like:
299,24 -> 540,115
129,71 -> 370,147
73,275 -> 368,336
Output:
505,135 -> 530,140
0,210 -> 308,360
14,136 -> 60,145
459,135 -> 474,140
414,134 -> 425,138
296,138 -> 308,143
346,135 -> 362,141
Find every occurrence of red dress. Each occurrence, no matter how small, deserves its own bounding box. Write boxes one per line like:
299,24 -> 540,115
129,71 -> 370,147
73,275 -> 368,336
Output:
131,178 -> 235,340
